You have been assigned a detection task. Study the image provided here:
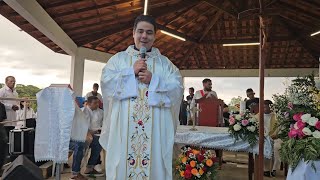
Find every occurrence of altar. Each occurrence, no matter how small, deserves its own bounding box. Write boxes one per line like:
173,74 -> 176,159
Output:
174,126 -> 273,180
175,126 -> 273,158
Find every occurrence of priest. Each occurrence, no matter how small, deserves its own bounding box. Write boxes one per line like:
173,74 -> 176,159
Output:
99,15 -> 183,180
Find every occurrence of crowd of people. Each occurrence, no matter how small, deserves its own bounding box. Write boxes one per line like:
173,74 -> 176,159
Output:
0,77 -> 105,180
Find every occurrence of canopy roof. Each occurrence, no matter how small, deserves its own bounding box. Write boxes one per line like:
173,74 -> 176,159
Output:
0,0 -> 319,70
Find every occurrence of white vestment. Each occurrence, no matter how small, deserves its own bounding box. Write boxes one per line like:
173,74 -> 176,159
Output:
99,45 -> 183,180
35,87 -> 89,163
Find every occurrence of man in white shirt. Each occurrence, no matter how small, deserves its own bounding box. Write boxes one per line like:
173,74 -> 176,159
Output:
83,96 -> 104,177
85,83 -> 103,109
0,76 -> 19,134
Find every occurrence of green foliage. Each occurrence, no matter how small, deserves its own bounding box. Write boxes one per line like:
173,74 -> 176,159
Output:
280,138 -> 320,172
15,84 -> 41,111
274,74 -> 320,172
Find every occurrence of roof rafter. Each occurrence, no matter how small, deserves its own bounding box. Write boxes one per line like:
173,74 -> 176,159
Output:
76,0 -> 195,46
276,17 -> 318,62
202,0 -> 237,18
199,10 -> 224,42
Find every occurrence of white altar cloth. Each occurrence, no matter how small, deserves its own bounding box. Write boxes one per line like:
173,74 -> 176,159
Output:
287,159 -> 320,180
174,126 -> 273,158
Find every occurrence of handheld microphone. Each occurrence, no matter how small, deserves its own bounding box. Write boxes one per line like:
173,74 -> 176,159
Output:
140,46 -> 146,59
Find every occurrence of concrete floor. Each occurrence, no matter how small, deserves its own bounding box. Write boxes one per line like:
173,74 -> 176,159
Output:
47,151 -> 286,180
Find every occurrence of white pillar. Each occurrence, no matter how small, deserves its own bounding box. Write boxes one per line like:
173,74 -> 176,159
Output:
70,52 -> 85,96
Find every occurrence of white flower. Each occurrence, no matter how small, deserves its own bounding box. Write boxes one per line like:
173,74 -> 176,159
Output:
307,117 -> 318,126
233,124 -> 242,131
249,118 -> 256,123
247,126 -> 256,132
312,130 -> 320,138
235,115 -> 242,120
294,122 -> 299,130
301,114 -> 311,123
302,127 -> 312,136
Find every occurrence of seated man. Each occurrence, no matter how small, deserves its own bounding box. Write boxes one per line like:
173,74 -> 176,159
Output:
255,100 -> 281,177
82,96 -> 104,177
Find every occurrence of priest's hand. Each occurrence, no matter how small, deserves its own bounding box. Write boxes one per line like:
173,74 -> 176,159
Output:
133,59 -> 147,75
138,70 -> 152,84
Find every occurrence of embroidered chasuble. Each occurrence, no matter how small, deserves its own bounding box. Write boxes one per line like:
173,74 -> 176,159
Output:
99,45 -> 183,180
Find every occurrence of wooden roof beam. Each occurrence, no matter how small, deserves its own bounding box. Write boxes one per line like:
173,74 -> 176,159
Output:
202,0 -> 237,18
163,2 -> 200,26
201,36 -> 296,44
276,17 -> 319,61
178,8 -> 213,30
76,1 -> 194,46
199,10 -> 224,42
55,0 -> 140,19
157,24 -> 197,42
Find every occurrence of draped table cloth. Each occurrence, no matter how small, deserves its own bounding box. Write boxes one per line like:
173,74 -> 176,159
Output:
287,159 -> 320,180
174,126 -> 273,158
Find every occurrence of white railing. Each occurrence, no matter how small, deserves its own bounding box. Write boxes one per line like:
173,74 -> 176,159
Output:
0,97 -> 36,127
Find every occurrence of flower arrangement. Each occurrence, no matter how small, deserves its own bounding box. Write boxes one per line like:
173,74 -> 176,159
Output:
228,111 -> 259,147
175,146 -> 218,180
272,75 -> 320,171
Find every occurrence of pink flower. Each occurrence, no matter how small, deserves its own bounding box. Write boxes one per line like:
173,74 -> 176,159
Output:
240,113 -> 244,116
288,102 -> 293,109
315,121 -> 320,130
288,128 -> 298,138
296,121 -> 306,129
229,117 -> 236,125
293,113 -> 303,121
297,129 -> 305,139
241,119 -> 249,126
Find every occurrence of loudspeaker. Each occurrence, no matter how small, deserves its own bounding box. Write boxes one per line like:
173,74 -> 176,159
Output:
2,155 -> 44,180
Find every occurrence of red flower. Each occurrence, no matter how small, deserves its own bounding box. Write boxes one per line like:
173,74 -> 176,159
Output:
316,121 -> 320,130
211,157 -> 216,163
197,154 -> 205,162
184,170 -> 192,179
146,91 -> 148,97
185,164 -> 192,171
200,149 -> 206,154
186,151 -> 192,157
138,120 -> 143,126
202,166 -> 207,172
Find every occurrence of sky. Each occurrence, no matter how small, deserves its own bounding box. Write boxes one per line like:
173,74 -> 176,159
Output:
0,15 -> 292,104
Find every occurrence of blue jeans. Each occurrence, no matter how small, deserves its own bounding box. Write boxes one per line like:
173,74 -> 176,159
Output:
69,141 -> 85,174
87,135 -> 102,168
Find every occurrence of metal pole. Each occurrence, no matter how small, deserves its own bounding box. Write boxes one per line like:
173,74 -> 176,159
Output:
55,163 -> 61,180
23,101 -> 27,128
258,0 -> 265,179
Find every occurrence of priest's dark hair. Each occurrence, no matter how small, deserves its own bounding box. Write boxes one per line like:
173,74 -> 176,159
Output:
133,15 -> 157,32
87,96 -> 99,103
202,78 -> 211,84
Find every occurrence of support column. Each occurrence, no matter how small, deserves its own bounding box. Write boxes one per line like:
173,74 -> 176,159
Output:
70,52 -> 85,96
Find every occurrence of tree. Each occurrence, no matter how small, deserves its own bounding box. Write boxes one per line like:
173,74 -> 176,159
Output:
15,84 -> 41,111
